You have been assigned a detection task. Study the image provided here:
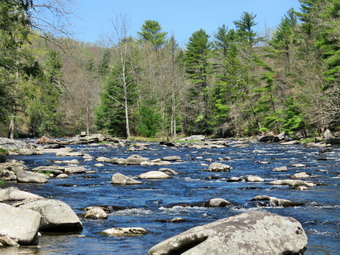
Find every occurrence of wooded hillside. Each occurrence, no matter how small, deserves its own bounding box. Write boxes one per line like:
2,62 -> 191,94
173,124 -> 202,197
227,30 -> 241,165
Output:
0,0 -> 339,138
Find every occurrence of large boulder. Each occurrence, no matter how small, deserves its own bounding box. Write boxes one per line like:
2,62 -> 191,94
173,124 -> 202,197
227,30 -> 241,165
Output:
0,203 -> 41,245
16,171 -> 48,183
148,211 -> 307,255
111,173 -> 142,185
19,199 -> 83,232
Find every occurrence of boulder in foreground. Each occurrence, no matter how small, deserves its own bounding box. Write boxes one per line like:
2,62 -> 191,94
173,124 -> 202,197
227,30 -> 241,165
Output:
0,203 -> 41,245
19,199 -> 82,232
148,211 -> 307,255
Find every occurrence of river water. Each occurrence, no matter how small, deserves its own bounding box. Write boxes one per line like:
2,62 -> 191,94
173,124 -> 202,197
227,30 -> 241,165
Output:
3,141 -> 340,254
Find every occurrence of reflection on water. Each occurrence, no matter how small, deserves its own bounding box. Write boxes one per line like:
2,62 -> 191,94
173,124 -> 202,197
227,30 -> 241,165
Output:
3,142 -> 340,254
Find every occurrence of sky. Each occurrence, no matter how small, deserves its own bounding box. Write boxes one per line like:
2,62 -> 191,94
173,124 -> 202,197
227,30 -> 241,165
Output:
68,0 -> 301,47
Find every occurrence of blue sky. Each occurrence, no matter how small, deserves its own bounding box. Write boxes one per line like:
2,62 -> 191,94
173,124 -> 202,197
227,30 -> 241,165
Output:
69,0 -> 301,46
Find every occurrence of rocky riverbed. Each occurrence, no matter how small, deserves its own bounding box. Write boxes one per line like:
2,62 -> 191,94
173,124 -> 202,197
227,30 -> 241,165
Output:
0,137 -> 339,254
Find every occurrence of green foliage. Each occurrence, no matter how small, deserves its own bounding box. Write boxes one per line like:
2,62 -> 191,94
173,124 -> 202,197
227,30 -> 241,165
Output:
283,98 -> 306,134
233,12 -> 258,45
137,99 -> 162,137
138,20 -> 168,50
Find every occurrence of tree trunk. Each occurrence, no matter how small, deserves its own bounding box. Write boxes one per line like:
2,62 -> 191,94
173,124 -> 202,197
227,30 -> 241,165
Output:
122,62 -> 131,139
8,118 -> 14,139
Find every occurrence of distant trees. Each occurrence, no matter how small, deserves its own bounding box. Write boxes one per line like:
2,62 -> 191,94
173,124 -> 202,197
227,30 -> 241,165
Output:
1,0 -> 338,139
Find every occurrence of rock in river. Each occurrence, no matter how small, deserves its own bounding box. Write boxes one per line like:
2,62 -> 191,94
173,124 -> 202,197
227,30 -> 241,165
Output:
85,207 -> 108,219
101,227 -> 147,236
148,211 -> 307,255
0,203 -> 41,245
208,162 -> 232,172
138,171 -> 170,179
126,155 -> 149,165
0,186 -> 42,202
16,171 -> 48,183
251,195 -> 304,207
111,173 -> 142,185
19,199 -> 83,232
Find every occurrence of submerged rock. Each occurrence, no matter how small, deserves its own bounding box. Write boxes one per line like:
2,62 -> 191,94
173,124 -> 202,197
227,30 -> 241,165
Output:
148,211 -> 307,255
251,195 -> 304,207
101,227 -> 147,236
0,203 -> 41,245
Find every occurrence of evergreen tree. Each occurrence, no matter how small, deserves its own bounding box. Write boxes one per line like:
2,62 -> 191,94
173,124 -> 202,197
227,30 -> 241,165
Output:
138,20 -> 168,50
184,29 -> 212,134
233,12 -> 258,45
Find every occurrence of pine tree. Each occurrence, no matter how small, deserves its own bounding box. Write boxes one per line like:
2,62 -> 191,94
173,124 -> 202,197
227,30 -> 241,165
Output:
138,20 -> 168,50
184,29 -> 212,134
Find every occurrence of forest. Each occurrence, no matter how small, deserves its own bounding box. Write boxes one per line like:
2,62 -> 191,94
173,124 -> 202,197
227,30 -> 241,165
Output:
0,0 -> 339,139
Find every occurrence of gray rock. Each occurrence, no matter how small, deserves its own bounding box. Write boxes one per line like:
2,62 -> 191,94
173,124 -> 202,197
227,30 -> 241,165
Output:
208,162 -> 232,172
290,172 -> 311,179
16,171 -> 48,183
18,149 -> 38,155
227,177 -> 242,182
244,175 -> 264,182
19,199 -> 83,231
0,187 -> 42,202
96,156 -> 112,163
85,207 -> 108,219
55,173 -> 68,178
0,138 -> 31,151
126,155 -> 149,165
272,166 -> 288,172
251,195 -> 304,207
33,165 -> 65,175
148,211 -> 307,255
111,173 -> 142,185
162,156 -> 181,161
323,129 -> 334,140
207,198 -> 231,207
64,166 -> 86,174
0,235 -> 19,247
269,179 -> 316,187
138,171 -> 170,179
101,227 -> 147,236
0,203 -> 41,245
0,170 -> 16,180
159,168 -> 179,175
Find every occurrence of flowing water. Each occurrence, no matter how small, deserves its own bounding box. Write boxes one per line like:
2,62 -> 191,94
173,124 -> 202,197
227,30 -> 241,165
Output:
2,141 -> 340,254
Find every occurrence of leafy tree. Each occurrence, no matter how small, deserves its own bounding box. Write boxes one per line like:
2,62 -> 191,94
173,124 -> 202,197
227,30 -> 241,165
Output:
97,49 -> 111,78
138,20 -> 168,50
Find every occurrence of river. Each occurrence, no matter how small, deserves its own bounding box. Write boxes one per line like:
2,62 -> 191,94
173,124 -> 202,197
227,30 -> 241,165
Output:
3,140 -> 340,254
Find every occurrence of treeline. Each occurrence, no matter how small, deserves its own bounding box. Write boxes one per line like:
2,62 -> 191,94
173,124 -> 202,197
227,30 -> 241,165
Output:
0,0 -> 339,139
